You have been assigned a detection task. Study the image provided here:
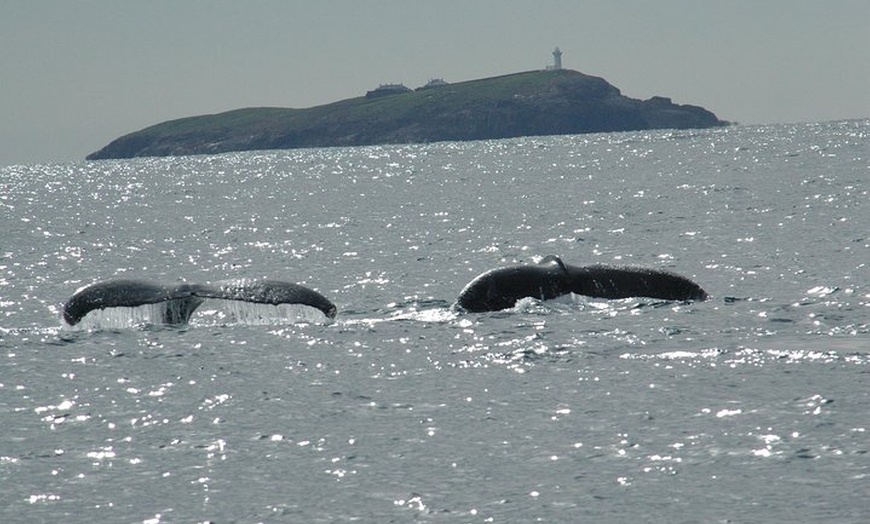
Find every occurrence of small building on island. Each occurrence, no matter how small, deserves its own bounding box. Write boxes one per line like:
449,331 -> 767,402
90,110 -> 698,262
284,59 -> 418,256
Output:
417,78 -> 449,90
365,83 -> 412,98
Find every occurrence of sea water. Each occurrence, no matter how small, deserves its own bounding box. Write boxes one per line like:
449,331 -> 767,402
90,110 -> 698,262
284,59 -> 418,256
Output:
1,120 -> 868,522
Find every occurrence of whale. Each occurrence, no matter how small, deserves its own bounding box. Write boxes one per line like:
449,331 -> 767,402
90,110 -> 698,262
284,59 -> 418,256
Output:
456,255 -> 707,312
62,278 -> 337,325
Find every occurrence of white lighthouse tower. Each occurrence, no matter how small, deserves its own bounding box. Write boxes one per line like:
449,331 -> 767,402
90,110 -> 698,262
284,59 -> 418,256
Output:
552,47 -> 563,70
546,47 -> 563,70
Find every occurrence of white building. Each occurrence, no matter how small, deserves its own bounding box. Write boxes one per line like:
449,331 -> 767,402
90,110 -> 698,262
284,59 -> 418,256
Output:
546,47 -> 563,70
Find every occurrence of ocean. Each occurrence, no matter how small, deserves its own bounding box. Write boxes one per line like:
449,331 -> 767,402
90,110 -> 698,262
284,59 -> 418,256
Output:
1,120 -> 868,523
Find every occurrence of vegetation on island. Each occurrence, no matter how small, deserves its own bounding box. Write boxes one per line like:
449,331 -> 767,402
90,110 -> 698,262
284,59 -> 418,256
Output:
87,69 -> 727,160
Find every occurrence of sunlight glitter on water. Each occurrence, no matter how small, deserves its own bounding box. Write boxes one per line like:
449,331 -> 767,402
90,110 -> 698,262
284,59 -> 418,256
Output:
2,121 -> 869,523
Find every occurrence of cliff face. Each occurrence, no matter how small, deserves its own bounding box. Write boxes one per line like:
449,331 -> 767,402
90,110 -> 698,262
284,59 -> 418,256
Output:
87,69 -> 727,160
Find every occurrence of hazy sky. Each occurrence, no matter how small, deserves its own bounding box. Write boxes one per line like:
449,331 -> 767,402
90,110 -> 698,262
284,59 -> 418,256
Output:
3,1 -> 868,166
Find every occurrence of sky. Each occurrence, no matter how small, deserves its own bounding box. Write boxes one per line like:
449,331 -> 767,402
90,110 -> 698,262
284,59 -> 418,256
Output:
2,0 -> 868,166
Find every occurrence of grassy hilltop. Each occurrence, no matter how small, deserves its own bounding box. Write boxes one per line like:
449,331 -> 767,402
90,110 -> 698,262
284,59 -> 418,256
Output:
87,69 -> 726,160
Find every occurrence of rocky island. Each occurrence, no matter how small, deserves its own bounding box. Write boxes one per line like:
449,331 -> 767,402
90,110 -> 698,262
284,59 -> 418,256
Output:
87,69 -> 727,160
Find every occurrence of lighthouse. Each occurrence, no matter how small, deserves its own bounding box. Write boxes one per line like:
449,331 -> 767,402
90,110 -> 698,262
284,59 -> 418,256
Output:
546,47 -> 563,71
552,47 -> 562,70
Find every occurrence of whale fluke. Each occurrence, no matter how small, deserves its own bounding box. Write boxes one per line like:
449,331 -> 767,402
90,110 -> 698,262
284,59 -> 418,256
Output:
457,256 -> 707,313
563,264 -> 708,302
199,279 -> 338,319
62,278 -> 336,326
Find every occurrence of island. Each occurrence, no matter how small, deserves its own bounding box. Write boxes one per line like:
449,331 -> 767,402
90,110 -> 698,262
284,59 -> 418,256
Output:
87,68 -> 727,160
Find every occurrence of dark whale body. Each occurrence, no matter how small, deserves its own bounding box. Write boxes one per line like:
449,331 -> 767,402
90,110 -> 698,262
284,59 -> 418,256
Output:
62,278 -> 337,325
456,255 -> 707,313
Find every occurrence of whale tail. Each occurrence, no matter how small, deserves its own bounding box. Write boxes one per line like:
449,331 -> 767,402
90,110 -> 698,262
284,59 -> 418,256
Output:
456,256 -> 707,312
198,279 -> 338,319
538,255 -> 569,273
62,278 -> 336,326
565,264 -> 708,301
